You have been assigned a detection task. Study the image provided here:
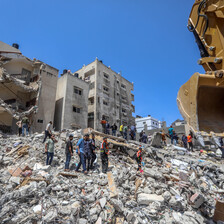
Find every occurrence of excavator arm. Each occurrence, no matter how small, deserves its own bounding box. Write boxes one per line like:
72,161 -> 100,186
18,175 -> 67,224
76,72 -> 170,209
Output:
177,0 -> 224,141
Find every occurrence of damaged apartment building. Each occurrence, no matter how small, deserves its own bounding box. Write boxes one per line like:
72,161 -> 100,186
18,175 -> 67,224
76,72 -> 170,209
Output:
0,41 -> 58,133
55,58 -> 135,132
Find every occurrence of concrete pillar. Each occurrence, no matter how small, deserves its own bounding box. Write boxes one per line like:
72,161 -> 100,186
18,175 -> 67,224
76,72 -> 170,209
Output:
94,60 -> 98,130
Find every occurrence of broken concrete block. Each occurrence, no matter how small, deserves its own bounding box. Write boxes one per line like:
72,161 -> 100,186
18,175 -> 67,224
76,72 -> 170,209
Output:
99,197 -> 107,209
137,193 -> 164,205
78,218 -> 88,224
33,205 -> 42,214
190,193 -> 204,208
9,176 -> 20,185
110,199 -> 123,213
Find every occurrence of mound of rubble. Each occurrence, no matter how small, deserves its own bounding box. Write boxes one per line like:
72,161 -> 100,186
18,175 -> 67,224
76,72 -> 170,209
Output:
0,129 -> 224,224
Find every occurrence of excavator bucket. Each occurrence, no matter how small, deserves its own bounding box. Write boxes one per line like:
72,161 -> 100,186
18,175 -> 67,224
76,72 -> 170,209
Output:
177,73 -> 224,134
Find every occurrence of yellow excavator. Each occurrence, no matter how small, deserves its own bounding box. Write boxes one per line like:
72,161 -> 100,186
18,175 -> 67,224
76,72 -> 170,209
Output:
177,0 -> 224,147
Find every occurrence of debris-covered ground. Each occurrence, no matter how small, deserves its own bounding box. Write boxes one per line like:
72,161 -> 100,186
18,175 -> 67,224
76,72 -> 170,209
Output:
0,130 -> 224,224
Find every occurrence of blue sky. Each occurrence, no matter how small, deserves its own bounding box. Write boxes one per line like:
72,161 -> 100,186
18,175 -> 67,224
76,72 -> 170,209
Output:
1,0 -> 204,125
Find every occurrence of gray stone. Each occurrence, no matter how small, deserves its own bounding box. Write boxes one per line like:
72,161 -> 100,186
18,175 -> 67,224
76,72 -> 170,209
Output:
43,209 -> 57,222
110,199 -> 124,213
78,218 -> 88,224
137,193 -> 164,205
99,197 -> 107,209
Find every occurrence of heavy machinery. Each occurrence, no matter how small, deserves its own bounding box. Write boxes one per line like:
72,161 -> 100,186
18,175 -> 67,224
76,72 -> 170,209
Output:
177,0 -> 224,147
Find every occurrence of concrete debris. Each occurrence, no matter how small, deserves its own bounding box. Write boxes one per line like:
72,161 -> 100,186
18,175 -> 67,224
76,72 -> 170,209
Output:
0,129 -> 224,223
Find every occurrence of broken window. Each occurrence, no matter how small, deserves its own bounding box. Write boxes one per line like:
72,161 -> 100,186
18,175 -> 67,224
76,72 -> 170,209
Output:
88,112 -> 94,119
74,86 -> 82,95
88,97 -> 94,105
103,73 -> 109,79
121,84 -> 126,89
37,120 -> 43,123
122,108 -> 126,113
73,106 -> 81,113
103,101 -> 108,106
103,86 -> 109,92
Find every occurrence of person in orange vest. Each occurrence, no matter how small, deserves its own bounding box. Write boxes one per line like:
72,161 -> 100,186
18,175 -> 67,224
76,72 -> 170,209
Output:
187,133 -> 193,151
136,147 -> 143,171
100,137 -> 109,173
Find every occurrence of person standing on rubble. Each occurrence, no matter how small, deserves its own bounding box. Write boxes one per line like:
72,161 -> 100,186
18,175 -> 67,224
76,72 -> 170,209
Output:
101,116 -> 107,134
161,131 -> 166,146
100,137 -> 109,173
105,122 -> 110,135
16,120 -> 22,137
139,130 -> 144,142
141,132 -> 147,144
136,147 -> 143,171
83,134 -> 93,172
168,125 -> 174,144
173,131 -> 179,146
89,133 -> 97,170
64,134 -> 74,172
111,123 -> 117,136
123,125 -> 128,140
21,115 -> 29,137
130,125 -> 136,140
43,121 -> 52,143
187,133 -> 193,152
45,134 -> 57,165
119,124 -> 124,137
182,134 -> 188,148
75,135 -> 87,173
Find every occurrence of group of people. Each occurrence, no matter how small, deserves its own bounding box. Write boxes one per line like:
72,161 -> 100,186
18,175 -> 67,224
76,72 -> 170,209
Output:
168,126 -> 194,151
16,116 -> 30,137
119,124 -> 136,140
44,129 -> 110,174
100,117 -> 137,141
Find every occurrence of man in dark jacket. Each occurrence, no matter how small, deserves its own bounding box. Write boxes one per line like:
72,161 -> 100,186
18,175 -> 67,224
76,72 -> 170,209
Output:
65,134 -> 74,171
182,134 -> 188,148
83,134 -> 92,172
141,132 -> 147,144
111,123 -> 117,136
100,137 -> 109,173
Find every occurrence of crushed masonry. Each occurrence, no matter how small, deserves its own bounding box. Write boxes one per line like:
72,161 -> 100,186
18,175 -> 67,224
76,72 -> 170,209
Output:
0,128 -> 224,223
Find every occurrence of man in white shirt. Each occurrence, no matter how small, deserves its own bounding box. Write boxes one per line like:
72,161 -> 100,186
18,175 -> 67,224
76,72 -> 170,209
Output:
43,121 -> 52,143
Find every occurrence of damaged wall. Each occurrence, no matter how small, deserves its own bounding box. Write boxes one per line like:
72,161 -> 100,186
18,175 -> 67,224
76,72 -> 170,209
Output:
74,59 -> 135,132
0,41 -> 58,134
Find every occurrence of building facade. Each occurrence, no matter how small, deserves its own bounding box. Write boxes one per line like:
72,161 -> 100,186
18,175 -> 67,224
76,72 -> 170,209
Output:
0,41 -> 58,133
74,59 -> 135,132
54,73 -> 89,130
135,115 -> 164,133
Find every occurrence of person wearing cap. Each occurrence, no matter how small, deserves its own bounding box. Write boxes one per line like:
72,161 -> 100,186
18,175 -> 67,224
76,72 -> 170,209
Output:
89,133 -> 97,170
64,134 -> 74,171
100,137 -> 109,173
136,147 -> 143,171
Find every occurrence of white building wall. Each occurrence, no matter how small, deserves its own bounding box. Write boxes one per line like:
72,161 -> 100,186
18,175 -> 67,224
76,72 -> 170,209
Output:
136,116 -> 161,133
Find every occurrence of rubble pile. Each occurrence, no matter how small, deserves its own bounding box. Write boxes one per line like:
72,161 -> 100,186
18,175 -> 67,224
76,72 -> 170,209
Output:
0,130 -> 224,224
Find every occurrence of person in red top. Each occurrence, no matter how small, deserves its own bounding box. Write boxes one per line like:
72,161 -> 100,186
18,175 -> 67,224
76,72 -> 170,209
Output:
100,137 -> 109,173
187,133 -> 193,152
136,147 -> 143,171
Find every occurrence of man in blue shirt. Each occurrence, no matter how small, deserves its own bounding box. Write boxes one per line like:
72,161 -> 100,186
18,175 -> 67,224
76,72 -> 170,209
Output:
168,126 -> 174,144
75,135 -> 87,174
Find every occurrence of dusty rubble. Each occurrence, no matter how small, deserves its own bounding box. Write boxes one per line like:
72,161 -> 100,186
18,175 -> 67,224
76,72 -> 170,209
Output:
0,130 -> 224,224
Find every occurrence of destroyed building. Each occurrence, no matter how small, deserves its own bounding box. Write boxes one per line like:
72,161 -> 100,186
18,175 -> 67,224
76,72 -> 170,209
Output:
0,41 -> 58,133
54,72 -> 89,130
73,59 -> 135,132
